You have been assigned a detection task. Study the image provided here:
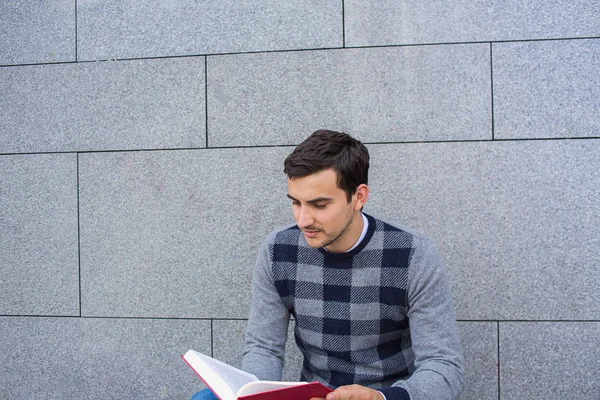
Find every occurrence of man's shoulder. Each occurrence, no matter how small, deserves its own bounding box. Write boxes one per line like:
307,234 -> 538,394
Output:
367,214 -> 433,248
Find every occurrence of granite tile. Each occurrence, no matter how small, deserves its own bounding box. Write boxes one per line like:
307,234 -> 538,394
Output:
0,154 -> 78,316
79,147 -> 294,319
213,319 -> 303,382
494,39 -> 600,139
207,45 -> 491,146
345,0 -> 600,47
458,322 -> 497,400
0,0 -> 75,65
500,322 -> 600,399
77,0 -> 342,61
365,139 -> 600,320
0,316 -> 211,399
0,57 -> 204,154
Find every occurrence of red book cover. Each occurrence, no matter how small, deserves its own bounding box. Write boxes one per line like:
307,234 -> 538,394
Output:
237,381 -> 332,400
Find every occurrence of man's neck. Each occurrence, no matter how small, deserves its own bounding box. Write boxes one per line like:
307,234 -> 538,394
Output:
347,213 -> 369,252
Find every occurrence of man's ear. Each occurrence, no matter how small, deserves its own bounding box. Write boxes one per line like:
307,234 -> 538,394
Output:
353,184 -> 369,210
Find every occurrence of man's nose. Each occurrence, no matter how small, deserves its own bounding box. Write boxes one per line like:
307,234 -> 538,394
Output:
297,206 -> 314,228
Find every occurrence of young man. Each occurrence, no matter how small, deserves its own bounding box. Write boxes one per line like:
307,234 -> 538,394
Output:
194,130 -> 464,400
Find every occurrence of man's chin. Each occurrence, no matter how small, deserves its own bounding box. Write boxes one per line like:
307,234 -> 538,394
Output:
302,233 -> 325,248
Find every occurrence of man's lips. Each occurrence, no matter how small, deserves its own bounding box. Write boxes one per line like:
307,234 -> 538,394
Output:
302,229 -> 320,238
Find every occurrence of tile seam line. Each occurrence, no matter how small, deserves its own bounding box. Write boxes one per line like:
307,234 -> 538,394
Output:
0,315 -> 252,321
490,42 -> 495,141
74,0 -> 78,62
2,35 -> 599,68
204,56 -> 209,148
497,321 -> 501,400
341,0 -> 346,48
77,153 -> 82,317
2,136 -> 600,157
210,319 -> 214,357
461,319 -> 600,323
0,46 -> 346,68
1,315 -> 598,322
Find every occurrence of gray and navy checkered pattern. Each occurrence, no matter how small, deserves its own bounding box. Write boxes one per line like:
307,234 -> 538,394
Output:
269,214 -> 416,390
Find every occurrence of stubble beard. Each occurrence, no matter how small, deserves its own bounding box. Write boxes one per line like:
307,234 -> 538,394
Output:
310,211 -> 355,250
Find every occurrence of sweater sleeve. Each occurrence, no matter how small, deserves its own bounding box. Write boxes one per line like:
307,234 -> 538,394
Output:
386,236 -> 465,400
240,235 -> 291,381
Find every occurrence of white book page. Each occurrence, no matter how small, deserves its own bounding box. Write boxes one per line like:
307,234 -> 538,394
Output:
237,381 -> 307,397
184,350 -> 258,400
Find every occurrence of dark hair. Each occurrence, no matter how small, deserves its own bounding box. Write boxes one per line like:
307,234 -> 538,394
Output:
284,130 -> 369,202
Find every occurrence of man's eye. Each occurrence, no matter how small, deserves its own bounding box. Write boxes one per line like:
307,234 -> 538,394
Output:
314,204 -> 326,209
291,201 -> 300,206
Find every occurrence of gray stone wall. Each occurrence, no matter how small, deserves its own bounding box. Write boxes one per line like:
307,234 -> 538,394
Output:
1,1 -> 599,399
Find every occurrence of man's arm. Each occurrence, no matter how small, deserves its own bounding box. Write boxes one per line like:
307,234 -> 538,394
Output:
312,235 -> 463,400
241,235 -> 291,381
382,236 -> 464,400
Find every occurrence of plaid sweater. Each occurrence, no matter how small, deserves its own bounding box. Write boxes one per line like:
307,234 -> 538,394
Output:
242,214 -> 464,400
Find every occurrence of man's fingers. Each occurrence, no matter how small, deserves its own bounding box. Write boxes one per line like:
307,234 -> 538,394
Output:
321,385 -> 384,400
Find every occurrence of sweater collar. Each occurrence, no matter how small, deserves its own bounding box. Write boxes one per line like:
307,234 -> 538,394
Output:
317,213 -> 376,258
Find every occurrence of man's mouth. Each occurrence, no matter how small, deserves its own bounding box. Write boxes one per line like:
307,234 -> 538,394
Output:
302,229 -> 320,238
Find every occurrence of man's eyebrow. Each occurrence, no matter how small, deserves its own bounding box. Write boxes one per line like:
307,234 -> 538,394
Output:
286,194 -> 333,204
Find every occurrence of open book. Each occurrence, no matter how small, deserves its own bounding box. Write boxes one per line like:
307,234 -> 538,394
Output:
182,349 -> 332,400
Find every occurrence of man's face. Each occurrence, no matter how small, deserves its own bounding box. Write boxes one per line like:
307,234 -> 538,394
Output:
287,168 -> 362,252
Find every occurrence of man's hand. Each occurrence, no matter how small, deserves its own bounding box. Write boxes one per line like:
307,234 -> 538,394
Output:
311,384 -> 385,400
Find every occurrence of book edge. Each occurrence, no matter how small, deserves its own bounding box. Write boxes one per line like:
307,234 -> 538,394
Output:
182,352 -> 234,400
